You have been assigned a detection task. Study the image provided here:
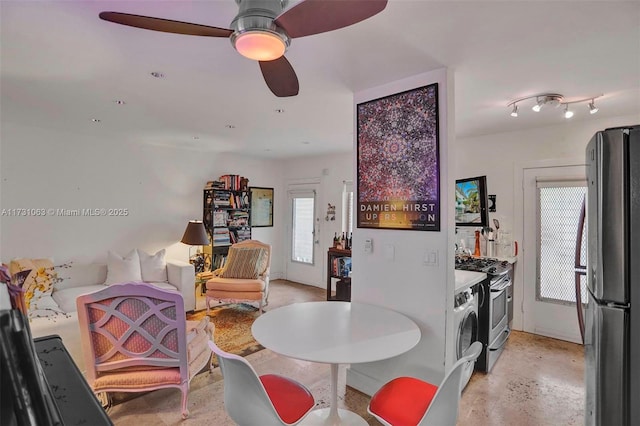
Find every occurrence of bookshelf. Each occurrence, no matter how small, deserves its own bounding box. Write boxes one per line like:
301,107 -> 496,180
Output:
203,176 -> 251,271
327,247 -> 351,301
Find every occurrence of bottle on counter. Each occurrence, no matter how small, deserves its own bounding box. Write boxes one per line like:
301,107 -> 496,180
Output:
473,230 -> 482,257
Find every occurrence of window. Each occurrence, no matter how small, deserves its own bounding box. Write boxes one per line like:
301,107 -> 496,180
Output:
291,192 -> 315,264
537,181 -> 587,304
342,181 -> 353,234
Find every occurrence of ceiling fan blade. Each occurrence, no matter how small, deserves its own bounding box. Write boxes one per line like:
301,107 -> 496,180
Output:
99,12 -> 233,37
259,57 -> 299,97
274,0 -> 387,39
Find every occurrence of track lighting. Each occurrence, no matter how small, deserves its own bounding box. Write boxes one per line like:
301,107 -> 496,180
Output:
507,93 -> 603,119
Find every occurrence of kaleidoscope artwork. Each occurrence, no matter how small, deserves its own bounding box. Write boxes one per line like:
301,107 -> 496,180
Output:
357,83 -> 440,231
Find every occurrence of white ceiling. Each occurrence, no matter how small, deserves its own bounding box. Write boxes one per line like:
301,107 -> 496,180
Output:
2,1 -> 639,159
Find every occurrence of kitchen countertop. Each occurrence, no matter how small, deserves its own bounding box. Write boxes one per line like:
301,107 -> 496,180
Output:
455,270 -> 487,293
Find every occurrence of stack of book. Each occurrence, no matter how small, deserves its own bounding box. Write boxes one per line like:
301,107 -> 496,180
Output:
213,228 -> 231,246
213,190 -> 231,207
228,211 -> 249,226
231,227 -> 252,243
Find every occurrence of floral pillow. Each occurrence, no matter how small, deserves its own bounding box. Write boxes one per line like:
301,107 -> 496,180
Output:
9,258 -> 65,318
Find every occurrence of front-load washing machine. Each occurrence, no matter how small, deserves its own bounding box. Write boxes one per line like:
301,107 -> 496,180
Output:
454,286 -> 479,391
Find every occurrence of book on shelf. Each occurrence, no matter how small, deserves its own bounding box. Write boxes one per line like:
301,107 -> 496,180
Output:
218,174 -> 249,191
212,253 -> 227,270
332,256 -> 352,277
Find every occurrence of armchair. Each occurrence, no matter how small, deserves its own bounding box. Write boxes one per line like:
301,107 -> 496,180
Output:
205,240 -> 271,315
76,282 -> 214,419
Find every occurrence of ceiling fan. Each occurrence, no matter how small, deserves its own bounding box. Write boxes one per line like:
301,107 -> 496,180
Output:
99,0 -> 388,97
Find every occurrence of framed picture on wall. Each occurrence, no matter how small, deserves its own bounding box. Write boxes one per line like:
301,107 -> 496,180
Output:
356,83 -> 440,231
455,176 -> 489,227
250,187 -> 274,227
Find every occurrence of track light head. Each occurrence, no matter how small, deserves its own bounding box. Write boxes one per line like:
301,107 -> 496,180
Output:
589,100 -> 599,114
564,104 -> 574,119
511,104 -> 518,117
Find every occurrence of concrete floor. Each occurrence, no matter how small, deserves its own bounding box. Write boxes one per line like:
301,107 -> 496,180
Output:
108,279 -> 584,425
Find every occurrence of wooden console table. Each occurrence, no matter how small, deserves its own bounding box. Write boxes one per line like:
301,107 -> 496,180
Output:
327,247 -> 351,301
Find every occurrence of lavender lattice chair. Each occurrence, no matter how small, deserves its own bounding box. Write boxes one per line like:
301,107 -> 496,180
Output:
76,282 -> 213,419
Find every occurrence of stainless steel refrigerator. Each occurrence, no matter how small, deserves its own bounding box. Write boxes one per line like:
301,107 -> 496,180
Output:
585,125 -> 640,426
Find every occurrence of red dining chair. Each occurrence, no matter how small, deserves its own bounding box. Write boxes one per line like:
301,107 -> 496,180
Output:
208,340 -> 315,425
368,341 -> 482,426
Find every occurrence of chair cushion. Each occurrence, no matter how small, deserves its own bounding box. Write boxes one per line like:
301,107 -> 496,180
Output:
369,377 -> 438,426
219,247 -> 266,279
93,368 -> 182,391
205,277 -> 265,292
260,374 -> 314,424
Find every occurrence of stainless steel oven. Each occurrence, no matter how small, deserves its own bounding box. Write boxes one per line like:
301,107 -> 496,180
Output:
455,255 -> 513,372
486,273 -> 511,371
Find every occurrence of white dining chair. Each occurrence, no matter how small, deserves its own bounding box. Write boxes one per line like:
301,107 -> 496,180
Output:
208,340 -> 315,425
368,341 -> 483,426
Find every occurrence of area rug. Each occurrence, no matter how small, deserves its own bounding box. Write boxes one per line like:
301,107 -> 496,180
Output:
186,302 -> 264,366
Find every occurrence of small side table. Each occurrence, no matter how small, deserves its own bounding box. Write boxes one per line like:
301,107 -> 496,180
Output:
196,271 -> 213,295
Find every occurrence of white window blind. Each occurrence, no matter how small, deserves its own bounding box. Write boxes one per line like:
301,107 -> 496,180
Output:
342,181 -> 353,234
536,180 -> 587,304
291,191 -> 315,264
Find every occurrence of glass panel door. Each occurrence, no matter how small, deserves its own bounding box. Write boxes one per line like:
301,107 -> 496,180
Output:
292,194 -> 315,264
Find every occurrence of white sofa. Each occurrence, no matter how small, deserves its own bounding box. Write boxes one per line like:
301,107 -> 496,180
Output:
28,260 -> 195,373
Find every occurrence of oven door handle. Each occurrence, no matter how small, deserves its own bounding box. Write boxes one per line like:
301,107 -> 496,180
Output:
491,278 -> 512,292
489,327 -> 511,351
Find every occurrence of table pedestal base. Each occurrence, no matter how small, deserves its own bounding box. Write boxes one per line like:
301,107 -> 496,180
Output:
299,408 -> 368,426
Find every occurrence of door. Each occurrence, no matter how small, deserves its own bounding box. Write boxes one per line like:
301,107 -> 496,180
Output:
523,165 -> 586,343
285,184 -> 322,286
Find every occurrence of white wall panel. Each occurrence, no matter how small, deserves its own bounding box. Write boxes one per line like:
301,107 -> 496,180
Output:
347,68 -> 455,395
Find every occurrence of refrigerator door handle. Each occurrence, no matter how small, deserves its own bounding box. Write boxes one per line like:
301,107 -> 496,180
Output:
575,195 -> 587,344
606,301 -> 631,309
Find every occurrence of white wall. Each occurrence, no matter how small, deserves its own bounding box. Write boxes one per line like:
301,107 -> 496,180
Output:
455,114 -> 639,330
347,68 -> 455,396
280,153 -> 353,287
0,122 -> 284,275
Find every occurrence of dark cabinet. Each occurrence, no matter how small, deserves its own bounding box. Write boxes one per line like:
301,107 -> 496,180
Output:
327,248 -> 351,301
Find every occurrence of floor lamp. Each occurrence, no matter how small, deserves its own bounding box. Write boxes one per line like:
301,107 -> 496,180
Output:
180,220 -> 210,274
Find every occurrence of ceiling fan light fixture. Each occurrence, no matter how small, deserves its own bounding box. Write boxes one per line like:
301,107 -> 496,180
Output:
233,30 -> 286,61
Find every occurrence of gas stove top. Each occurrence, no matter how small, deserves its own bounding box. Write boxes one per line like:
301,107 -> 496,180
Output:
455,255 -> 511,276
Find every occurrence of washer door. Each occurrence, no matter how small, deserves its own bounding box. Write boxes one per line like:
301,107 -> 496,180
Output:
457,308 -> 479,360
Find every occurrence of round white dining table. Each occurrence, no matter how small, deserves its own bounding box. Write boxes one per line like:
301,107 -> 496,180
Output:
251,301 -> 421,426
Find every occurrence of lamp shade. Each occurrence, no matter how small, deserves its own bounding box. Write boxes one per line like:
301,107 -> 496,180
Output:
181,220 -> 210,245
